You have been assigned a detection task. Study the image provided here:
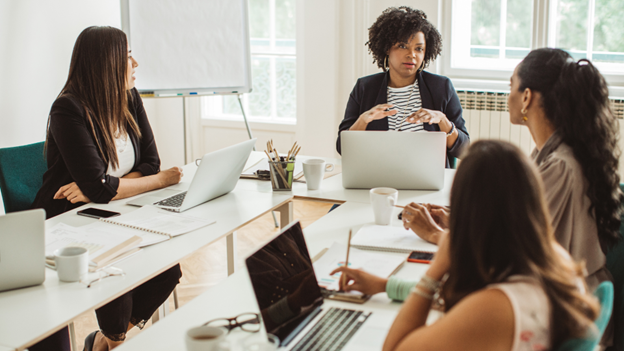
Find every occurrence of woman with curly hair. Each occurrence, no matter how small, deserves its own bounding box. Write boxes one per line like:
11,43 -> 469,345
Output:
336,7 -> 469,167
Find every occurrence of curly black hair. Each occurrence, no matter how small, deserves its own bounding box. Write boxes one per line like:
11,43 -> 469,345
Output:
367,7 -> 442,71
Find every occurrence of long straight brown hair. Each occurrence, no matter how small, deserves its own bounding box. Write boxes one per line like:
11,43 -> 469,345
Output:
442,140 -> 599,348
48,26 -> 141,169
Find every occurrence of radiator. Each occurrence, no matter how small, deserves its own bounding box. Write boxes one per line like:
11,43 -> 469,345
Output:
456,91 -> 624,156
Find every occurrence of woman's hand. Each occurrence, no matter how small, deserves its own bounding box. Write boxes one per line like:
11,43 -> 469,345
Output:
158,167 -> 183,187
426,231 -> 451,281
353,104 -> 397,127
402,203 -> 444,244
425,203 -> 450,230
406,108 -> 447,126
54,182 -> 91,204
330,267 -> 388,295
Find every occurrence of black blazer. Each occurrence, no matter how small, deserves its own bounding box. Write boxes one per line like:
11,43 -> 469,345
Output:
336,71 -> 469,167
32,88 -> 160,218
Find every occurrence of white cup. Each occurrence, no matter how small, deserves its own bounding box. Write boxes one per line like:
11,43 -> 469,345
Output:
185,325 -> 226,351
54,247 -> 89,282
370,187 -> 398,225
302,159 -> 334,190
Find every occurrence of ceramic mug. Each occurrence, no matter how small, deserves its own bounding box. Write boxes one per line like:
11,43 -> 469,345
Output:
185,325 -> 226,351
302,159 -> 335,190
54,247 -> 89,282
370,187 -> 398,225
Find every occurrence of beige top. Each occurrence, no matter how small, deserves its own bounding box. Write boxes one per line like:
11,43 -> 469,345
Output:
532,132 -> 609,289
488,276 -> 551,351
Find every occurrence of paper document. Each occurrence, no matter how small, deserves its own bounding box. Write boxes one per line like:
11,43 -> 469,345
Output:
313,242 -> 406,291
242,156 -> 303,178
45,223 -> 139,258
351,225 -> 439,253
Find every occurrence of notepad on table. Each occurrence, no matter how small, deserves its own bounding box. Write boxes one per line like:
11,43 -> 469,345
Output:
351,224 -> 439,254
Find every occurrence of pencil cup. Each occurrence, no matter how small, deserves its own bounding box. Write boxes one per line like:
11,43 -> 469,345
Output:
269,160 -> 294,191
370,188 -> 398,225
54,247 -> 89,282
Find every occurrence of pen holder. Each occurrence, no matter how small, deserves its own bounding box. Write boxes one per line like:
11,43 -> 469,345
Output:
269,160 -> 294,191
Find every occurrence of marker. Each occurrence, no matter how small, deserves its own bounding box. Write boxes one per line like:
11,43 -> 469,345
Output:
189,92 -> 198,95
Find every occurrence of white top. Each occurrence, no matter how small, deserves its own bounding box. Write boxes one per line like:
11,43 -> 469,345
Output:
387,81 -> 424,132
107,132 -> 135,178
488,276 -> 551,351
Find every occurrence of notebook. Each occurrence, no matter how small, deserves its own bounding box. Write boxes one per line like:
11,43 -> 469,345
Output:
98,205 -> 216,246
45,222 -> 142,271
350,225 -> 438,254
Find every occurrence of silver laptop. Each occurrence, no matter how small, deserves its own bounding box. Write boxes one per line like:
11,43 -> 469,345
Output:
341,131 -> 446,190
127,139 -> 256,212
246,221 -> 390,351
0,209 -> 46,292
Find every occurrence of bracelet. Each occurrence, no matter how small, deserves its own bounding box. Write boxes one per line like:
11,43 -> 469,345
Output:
446,121 -> 455,137
417,275 -> 441,292
410,286 -> 433,300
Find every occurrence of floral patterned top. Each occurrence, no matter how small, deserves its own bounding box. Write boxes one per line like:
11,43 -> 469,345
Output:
488,276 -> 550,351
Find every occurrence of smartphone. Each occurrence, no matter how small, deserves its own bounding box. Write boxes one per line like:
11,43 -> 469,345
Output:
77,207 -> 121,219
408,251 -> 434,264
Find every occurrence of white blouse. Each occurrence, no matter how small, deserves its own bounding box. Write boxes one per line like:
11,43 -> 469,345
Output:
106,132 -> 135,178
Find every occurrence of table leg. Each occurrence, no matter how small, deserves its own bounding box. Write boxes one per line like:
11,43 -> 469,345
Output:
226,231 -> 237,276
68,322 -> 77,351
275,201 -> 294,228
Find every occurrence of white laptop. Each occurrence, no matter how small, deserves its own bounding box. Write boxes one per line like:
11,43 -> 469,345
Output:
127,139 -> 256,212
0,209 -> 46,292
245,221 -> 392,351
341,131 -> 446,190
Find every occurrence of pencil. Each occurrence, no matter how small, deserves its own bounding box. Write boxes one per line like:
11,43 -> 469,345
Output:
394,205 -> 405,209
342,229 -> 352,290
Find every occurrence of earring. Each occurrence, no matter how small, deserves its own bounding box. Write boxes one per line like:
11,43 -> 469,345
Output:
384,56 -> 389,71
521,108 -> 528,121
418,62 -> 424,73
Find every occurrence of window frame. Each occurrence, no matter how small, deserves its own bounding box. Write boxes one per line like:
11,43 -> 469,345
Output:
201,0 -> 297,124
441,0 -> 624,88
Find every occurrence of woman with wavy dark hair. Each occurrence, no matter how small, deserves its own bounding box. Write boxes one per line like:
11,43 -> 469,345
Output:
338,140 -> 600,351
507,48 -> 622,289
335,6 -> 469,167
30,26 -> 182,351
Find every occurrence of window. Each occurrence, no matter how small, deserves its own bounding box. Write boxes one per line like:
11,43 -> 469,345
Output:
202,0 -> 296,123
447,0 -> 624,78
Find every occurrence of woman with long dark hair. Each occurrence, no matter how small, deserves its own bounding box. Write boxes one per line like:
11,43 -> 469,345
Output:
338,141 -> 600,350
335,7 -> 469,167
31,26 -> 182,351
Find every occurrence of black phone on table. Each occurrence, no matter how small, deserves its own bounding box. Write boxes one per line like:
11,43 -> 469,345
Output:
77,208 -> 121,219
407,251 -> 434,264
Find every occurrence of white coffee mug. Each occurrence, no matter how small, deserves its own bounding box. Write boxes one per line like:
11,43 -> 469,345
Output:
185,325 -> 226,351
54,247 -> 89,282
370,187 -> 398,225
302,159 -> 335,191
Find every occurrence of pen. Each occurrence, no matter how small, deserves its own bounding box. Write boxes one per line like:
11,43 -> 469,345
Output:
342,229 -> 352,290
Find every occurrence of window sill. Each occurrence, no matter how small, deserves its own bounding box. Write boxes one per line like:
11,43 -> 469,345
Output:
201,118 -> 297,132
449,77 -> 624,99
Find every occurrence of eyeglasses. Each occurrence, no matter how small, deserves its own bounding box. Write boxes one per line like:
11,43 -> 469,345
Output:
203,313 -> 261,333
82,267 -> 125,288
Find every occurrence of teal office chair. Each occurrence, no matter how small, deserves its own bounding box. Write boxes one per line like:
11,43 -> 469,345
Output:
604,184 -> 624,351
557,281 -> 614,351
0,142 -> 47,213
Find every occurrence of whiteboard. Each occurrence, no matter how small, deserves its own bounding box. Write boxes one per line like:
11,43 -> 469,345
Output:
121,0 -> 252,96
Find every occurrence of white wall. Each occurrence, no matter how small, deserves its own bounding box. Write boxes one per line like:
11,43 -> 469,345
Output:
0,0 -> 121,148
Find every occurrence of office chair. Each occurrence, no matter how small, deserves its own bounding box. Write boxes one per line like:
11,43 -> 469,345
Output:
557,281 -> 614,351
603,184 -> 624,351
0,142 -> 47,213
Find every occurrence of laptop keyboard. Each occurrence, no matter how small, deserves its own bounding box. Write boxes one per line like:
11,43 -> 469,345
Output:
291,307 -> 371,351
154,192 -> 187,208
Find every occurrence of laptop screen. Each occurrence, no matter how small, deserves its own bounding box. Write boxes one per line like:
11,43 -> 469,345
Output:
245,221 -> 323,344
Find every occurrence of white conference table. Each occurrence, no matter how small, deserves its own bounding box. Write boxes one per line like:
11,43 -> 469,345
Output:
116,201 -> 439,351
0,155 -> 454,350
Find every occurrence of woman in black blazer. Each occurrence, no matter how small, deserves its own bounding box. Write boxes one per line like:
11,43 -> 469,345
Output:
31,26 -> 182,351
336,7 -> 469,167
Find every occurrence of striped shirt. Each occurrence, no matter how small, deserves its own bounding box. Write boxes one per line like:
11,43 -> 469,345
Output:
387,81 -> 424,132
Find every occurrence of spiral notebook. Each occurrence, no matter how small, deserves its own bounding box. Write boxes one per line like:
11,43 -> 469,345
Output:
350,224 -> 438,254
98,205 -> 216,246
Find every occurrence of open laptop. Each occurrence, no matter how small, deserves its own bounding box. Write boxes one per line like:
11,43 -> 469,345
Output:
246,221 -> 391,351
341,131 -> 446,190
0,209 -> 46,292
127,139 -> 256,212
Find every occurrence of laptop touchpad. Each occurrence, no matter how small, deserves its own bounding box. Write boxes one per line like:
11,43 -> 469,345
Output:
126,189 -> 182,207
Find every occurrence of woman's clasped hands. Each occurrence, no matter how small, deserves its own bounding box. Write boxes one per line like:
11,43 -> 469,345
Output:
401,203 -> 449,244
